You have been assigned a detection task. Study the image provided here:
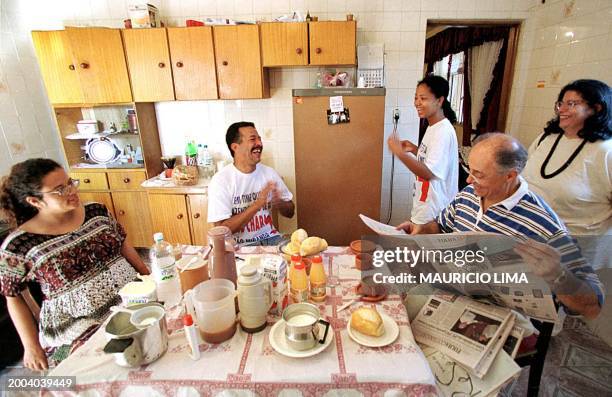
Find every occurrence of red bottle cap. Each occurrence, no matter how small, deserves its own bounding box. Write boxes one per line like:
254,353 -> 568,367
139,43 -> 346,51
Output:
294,261 -> 305,270
183,314 -> 194,326
312,255 -> 322,263
291,254 -> 302,262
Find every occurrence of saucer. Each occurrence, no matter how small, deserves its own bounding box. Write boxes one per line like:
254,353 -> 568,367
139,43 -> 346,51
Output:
269,319 -> 334,358
347,312 -> 399,347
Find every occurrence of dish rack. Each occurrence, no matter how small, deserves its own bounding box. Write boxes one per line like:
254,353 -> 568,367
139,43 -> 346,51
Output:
357,68 -> 384,88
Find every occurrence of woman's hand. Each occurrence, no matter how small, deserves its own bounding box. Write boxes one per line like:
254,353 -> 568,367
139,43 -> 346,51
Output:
387,132 -> 404,156
23,343 -> 48,371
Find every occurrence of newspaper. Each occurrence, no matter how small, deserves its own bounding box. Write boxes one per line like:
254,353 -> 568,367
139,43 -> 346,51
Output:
423,346 -> 521,397
473,313 -> 515,378
359,214 -> 406,235
382,232 -> 560,322
503,324 -> 525,359
412,290 -> 513,374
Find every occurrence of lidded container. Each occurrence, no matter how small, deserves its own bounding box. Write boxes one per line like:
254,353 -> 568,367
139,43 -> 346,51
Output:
237,265 -> 273,333
208,226 -> 237,285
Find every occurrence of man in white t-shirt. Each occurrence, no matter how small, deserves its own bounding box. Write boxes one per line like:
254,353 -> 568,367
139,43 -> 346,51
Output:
207,122 -> 295,246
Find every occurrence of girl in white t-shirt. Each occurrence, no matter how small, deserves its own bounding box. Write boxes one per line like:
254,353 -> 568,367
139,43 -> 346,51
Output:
388,75 -> 459,225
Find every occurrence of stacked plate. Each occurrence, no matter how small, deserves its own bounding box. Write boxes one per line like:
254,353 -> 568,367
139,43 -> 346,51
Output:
86,137 -> 121,164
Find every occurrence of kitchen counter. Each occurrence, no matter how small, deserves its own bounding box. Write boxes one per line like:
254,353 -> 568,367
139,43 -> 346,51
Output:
141,174 -> 210,194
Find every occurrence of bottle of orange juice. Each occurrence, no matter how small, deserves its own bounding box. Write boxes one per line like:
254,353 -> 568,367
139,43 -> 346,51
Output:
289,254 -> 301,287
309,255 -> 326,302
290,260 -> 308,303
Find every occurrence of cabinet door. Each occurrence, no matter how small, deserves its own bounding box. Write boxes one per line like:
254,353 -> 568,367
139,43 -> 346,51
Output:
112,191 -> 153,248
78,192 -> 115,218
31,31 -> 83,104
260,22 -> 308,66
122,28 -> 175,102
213,25 -> 268,99
148,194 -> 192,245
66,27 -> 133,103
167,27 -> 218,100
187,194 -> 209,246
309,21 -> 356,65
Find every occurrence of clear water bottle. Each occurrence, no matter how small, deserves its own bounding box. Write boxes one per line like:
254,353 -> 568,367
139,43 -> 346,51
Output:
150,232 -> 180,306
197,144 -> 215,178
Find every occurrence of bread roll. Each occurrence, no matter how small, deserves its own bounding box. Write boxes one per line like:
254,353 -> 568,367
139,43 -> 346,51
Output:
291,229 -> 308,245
350,307 -> 385,337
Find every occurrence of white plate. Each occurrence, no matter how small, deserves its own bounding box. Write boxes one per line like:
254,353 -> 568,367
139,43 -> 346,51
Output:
347,311 -> 399,347
269,319 -> 334,358
86,138 -> 121,164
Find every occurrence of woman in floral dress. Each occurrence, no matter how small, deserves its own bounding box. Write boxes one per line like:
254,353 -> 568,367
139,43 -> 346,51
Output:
0,158 -> 149,371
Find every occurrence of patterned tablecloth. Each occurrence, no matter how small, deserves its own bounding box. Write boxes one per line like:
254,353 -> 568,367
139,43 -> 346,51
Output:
48,246 -> 436,396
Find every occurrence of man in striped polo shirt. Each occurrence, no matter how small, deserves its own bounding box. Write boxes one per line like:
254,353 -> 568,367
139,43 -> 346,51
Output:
397,133 -> 603,319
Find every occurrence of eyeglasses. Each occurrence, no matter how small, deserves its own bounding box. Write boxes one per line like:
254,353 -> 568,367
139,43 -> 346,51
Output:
554,100 -> 585,112
40,179 -> 80,196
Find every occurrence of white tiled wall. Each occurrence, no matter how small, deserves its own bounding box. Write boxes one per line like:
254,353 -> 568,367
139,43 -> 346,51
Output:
1,0 -> 610,233
0,0 -> 64,175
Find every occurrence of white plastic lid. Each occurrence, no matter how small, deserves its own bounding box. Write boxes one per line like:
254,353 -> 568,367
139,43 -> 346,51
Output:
153,232 -> 164,242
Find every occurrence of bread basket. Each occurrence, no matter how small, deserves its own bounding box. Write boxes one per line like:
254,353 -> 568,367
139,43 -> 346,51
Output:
172,165 -> 198,186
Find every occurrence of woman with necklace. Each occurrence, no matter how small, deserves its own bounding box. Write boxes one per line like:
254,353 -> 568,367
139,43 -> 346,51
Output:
523,79 -> 612,237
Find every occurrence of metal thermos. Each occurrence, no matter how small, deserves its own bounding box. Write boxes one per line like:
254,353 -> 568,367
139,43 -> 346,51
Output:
127,110 -> 138,133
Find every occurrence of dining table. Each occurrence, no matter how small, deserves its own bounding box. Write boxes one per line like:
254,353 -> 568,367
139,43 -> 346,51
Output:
47,245 -> 437,396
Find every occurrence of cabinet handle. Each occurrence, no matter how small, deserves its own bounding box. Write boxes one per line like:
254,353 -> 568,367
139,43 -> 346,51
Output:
123,177 -> 130,183
315,48 -> 322,54
176,61 -> 183,67
80,62 -> 89,69
83,178 -> 91,183
177,214 -> 184,220
118,210 -> 125,216
158,62 -> 165,68
193,213 -> 200,219
68,64 -> 75,70
296,48 -> 303,55
222,61 -> 228,66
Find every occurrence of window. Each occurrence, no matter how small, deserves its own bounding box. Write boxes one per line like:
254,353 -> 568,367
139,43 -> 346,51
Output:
433,52 -> 465,124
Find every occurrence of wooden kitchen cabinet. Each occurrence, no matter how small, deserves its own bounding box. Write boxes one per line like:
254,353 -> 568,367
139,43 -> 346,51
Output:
31,30 -> 84,104
78,192 -> 115,217
260,22 -> 308,66
31,28 -> 132,104
213,25 -> 269,99
148,194 -> 192,245
69,171 -> 109,191
147,193 -> 210,245
167,27 -> 218,100
187,194 -> 209,246
122,28 -> 175,102
309,21 -> 356,65
112,191 -> 153,248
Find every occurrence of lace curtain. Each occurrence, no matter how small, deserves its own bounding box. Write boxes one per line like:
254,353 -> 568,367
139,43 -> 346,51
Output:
467,39 -> 504,129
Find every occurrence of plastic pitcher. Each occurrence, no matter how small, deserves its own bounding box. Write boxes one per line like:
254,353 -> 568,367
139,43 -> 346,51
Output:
184,279 -> 237,343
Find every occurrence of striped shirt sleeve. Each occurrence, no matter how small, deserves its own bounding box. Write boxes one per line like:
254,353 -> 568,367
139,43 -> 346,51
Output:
548,231 -> 605,308
437,196 -> 458,233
